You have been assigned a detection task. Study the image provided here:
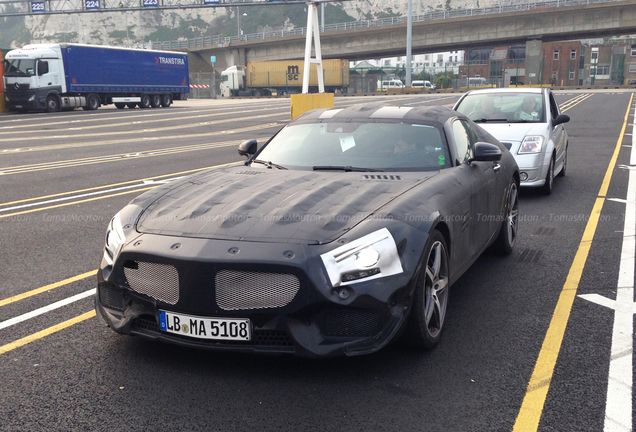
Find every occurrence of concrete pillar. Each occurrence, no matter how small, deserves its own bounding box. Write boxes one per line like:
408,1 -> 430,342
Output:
525,40 -> 543,86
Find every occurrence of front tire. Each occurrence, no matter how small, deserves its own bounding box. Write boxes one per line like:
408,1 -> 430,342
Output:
494,180 -> 519,255
45,95 -> 59,113
405,230 -> 449,349
541,157 -> 555,195
115,103 -> 126,109
126,103 -> 137,109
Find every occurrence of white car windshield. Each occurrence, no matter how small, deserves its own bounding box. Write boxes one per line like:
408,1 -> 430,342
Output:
456,92 -> 545,123
255,121 -> 451,172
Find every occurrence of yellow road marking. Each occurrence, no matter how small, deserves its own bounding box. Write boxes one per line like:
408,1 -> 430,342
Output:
0,311 -> 95,356
0,270 -> 97,307
0,111 -> 286,143
0,165 -> 219,208
0,186 -> 157,219
513,92 -> 633,431
0,121 -> 282,155
561,93 -> 593,113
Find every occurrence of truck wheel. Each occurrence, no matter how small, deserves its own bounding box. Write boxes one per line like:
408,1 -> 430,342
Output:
150,94 -> 161,108
83,94 -> 100,111
45,95 -> 60,113
253,89 -> 262,97
139,94 -> 151,109
126,103 -> 137,109
160,94 -> 172,107
115,103 -> 126,109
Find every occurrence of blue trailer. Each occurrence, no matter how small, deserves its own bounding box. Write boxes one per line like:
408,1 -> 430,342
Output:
2,43 -> 189,112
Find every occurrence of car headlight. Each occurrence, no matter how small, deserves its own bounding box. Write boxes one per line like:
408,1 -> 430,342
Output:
518,136 -> 544,154
104,213 -> 126,266
320,228 -> 403,287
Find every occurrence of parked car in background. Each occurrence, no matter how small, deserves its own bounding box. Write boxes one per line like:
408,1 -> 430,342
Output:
377,79 -> 404,91
453,88 -> 570,194
412,80 -> 436,91
96,103 -> 520,358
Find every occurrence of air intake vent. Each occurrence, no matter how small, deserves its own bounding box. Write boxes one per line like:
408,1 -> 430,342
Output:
319,310 -> 382,337
236,171 -> 264,175
362,174 -> 402,181
123,261 -> 179,305
215,270 -> 299,310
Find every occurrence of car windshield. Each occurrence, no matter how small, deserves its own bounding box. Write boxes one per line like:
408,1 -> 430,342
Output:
4,59 -> 36,77
255,121 -> 451,171
456,92 -> 545,123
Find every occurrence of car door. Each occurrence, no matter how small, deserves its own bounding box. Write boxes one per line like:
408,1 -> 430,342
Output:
548,91 -> 566,170
450,119 -> 499,260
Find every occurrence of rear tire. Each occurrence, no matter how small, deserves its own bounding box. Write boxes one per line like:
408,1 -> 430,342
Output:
139,94 -> 151,109
115,103 -> 126,109
557,146 -> 567,177
150,94 -> 161,108
404,230 -> 449,349
83,94 -> 100,111
45,95 -> 59,113
160,94 -> 172,107
126,103 -> 137,109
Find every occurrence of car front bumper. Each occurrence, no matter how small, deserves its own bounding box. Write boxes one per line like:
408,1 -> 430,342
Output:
95,233 -> 418,358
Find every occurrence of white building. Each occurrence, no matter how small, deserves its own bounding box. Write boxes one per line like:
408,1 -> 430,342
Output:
352,50 -> 465,75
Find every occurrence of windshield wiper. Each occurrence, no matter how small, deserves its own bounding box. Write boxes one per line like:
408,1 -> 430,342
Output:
509,119 -> 533,123
473,118 -> 508,123
313,165 -> 383,172
251,159 -> 287,170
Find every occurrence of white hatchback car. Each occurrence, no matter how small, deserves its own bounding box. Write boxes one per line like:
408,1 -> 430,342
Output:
453,88 -> 570,194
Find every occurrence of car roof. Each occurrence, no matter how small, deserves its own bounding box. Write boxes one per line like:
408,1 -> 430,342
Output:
464,88 -> 545,95
293,103 -> 458,124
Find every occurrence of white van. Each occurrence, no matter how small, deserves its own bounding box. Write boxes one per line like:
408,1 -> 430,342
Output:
412,80 -> 436,90
467,77 -> 489,87
377,79 -> 404,91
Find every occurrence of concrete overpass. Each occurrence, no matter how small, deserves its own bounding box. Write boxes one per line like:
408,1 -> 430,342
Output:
189,0 -> 636,72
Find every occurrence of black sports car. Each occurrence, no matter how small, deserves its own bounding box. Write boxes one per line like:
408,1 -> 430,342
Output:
96,103 -> 519,357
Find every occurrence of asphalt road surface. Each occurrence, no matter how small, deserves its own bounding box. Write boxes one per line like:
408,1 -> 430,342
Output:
0,91 -> 633,432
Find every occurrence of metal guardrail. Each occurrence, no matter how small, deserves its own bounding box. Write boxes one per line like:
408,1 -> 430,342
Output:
150,0 -> 623,50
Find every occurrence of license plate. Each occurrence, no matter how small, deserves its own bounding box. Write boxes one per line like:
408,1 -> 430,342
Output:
159,310 -> 251,341
15,105 -> 22,108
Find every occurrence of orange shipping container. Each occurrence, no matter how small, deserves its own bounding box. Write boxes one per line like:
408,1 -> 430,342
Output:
245,59 -> 349,89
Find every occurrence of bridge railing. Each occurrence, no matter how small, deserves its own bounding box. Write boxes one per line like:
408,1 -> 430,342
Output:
150,0 -> 623,51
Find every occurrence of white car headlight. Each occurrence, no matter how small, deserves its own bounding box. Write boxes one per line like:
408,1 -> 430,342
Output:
321,228 -> 403,287
104,213 -> 126,266
518,136 -> 544,154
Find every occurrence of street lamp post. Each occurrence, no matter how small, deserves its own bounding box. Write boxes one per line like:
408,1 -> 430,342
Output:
237,8 -> 247,37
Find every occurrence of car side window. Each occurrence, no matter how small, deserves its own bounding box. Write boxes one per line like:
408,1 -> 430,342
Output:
548,92 -> 560,119
452,120 -> 474,164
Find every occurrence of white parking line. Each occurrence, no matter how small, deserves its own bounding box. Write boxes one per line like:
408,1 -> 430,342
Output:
0,289 -> 95,331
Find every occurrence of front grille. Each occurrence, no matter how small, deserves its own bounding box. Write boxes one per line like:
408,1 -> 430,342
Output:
215,270 -> 299,311
123,261 -> 179,305
99,285 -> 124,311
319,310 -> 383,337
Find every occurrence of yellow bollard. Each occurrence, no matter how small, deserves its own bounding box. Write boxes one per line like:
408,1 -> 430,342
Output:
290,93 -> 334,120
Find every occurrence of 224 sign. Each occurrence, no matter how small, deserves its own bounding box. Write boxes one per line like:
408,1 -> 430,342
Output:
85,0 -> 99,10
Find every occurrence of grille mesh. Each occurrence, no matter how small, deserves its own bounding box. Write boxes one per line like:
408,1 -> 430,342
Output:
123,261 -> 179,305
319,310 -> 382,337
215,270 -> 299,311
99,285 -> 124,311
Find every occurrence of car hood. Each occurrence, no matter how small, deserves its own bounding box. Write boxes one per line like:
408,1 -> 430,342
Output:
478,122 -> 547,142
136,165 -> 437,244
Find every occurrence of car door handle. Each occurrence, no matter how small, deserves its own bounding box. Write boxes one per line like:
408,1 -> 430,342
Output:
493,163 -> 501,173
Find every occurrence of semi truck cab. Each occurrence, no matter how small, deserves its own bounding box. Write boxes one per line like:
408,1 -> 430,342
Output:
3,44 -> 64,112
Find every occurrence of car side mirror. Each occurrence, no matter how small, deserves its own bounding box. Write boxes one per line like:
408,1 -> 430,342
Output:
469,142 -> 502,163
553,114 -> 570,127
238,139 -> 257,158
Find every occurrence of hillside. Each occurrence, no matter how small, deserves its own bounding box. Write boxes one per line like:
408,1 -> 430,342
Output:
0,0 -> 494,48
